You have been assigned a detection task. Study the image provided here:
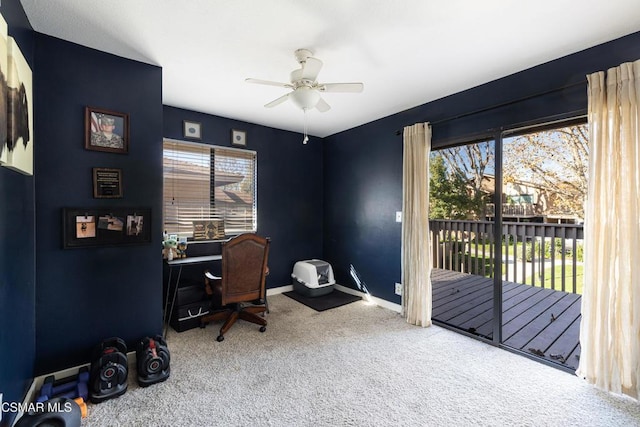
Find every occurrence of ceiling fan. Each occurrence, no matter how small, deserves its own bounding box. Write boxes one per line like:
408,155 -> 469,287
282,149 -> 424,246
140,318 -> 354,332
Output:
245,48 -> 364,113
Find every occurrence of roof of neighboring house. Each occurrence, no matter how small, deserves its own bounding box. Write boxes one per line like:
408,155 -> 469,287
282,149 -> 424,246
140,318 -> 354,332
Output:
214,188 -> 252,205
163,158 -> 245,187
480,174 -> 549,194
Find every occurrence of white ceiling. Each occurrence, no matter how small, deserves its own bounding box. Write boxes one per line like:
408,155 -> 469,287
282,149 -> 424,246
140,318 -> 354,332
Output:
20,0 -> 640,138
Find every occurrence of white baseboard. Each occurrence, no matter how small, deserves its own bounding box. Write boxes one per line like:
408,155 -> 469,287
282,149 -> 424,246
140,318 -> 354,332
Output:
266,284 -> 292,295
334,284 -> 402,313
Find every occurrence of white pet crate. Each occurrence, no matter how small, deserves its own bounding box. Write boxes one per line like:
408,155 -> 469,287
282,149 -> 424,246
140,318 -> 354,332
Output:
291,259 -> 335,297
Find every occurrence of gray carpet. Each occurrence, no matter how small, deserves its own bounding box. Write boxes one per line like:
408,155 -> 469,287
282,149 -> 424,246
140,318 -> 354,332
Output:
82,294 -> 640,426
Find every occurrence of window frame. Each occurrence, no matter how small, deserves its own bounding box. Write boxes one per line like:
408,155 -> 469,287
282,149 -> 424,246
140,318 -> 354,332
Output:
162,138 -> 258,243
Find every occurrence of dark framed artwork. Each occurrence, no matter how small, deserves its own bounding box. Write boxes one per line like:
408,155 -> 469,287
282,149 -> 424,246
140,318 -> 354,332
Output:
2,35 -> 34,175
183,120 -> 201,140
231,129 -> 246,146
63,207 -> 151,248
85,107 -> 129,154
93,167 -> 122,198
0,14 -> 7,166
192,219 -> 225,241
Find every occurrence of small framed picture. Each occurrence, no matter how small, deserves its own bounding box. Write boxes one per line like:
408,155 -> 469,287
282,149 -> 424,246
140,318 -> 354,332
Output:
126,214 -> 144,236
231,129 -> 246,147
93,167 -> 123,198
75,215 -> 96,239
85,107 -> 129,154
183,120 -> 201,140
192,219 -> 225,241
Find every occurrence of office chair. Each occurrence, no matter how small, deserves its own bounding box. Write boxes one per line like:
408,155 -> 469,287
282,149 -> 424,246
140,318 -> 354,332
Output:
200,233 -> 270,342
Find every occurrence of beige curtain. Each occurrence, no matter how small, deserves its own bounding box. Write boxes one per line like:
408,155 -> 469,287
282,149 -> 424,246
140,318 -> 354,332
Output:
401,123 -> 432,327
577,59 -> 640,399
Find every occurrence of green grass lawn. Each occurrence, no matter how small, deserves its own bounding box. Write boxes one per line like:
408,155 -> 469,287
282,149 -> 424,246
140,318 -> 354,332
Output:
441,242 -> 584,295
541,264 -> 584,295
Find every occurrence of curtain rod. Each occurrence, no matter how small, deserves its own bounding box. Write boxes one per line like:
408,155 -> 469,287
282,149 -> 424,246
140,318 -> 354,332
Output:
394,80 -> 586,136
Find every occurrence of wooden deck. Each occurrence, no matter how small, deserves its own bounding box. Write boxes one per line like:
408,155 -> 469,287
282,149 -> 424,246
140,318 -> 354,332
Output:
431,268 -> 582,370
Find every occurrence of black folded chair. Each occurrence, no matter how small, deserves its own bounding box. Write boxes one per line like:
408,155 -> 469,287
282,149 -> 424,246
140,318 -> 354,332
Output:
200,233 -> 270,342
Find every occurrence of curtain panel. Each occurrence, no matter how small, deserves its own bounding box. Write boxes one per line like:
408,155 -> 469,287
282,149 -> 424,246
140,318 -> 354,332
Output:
577,59 -> 640,399
401,123 -> 432,327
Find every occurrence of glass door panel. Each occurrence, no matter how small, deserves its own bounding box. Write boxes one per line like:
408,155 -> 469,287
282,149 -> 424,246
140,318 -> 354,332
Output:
500,122 -> 587,370
430,140 -> 496,339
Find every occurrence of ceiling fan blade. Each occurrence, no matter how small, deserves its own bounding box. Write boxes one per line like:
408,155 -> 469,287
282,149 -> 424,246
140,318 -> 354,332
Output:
318,82 -> 364,93
246,78 -> 293,89
301,57 -> 323,81
316,97 -> 331,112
264,93 -> 290,108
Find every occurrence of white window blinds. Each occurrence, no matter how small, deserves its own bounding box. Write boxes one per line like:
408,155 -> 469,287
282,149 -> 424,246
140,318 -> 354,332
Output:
163,139 -> 257,239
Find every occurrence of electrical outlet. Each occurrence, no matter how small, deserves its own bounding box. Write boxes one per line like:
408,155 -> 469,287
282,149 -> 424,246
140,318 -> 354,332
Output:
395,282 -> 402,295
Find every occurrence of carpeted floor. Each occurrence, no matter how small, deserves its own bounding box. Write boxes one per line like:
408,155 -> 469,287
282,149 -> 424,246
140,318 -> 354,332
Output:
81,294 -> 640,426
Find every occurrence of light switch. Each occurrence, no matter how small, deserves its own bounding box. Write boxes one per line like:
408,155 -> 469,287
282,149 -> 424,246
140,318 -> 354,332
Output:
395,211 -> 402,222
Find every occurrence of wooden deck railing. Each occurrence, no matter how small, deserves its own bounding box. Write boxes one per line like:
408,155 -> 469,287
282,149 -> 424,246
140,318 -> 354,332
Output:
429,219 -> 584,294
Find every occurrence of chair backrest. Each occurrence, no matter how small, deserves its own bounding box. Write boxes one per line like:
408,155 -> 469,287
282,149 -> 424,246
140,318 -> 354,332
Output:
220,233 -> 270,305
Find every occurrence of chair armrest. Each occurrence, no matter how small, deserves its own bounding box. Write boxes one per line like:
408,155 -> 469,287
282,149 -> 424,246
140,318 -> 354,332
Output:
204,269 -> 222,296
205,271 -> 221,280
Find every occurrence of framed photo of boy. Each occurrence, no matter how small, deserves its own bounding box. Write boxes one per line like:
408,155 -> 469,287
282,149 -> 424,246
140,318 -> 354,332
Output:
85,107 -> 129,154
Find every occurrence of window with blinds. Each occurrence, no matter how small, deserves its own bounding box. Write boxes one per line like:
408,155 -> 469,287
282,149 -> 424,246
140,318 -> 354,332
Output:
163,139 -> 257,240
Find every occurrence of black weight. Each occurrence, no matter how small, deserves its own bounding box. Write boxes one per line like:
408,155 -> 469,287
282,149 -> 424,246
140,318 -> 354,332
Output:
91,337 -> 127,360
89,337 -> 128,403
14,397 -> 81,427
136,335 -> 170,387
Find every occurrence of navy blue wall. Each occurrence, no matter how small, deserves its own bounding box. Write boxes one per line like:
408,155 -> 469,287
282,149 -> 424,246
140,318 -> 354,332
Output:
0,1 -> 35,424
2,2 -> 640,419
163,106 -> 324,288
323,31 -> 640,303
33,35 -> 163,375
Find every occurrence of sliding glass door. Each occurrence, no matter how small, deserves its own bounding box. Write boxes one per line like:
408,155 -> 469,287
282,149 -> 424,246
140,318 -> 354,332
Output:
499,121 -> 587,370
429,119 -> 587,371
429,140 -> 497,339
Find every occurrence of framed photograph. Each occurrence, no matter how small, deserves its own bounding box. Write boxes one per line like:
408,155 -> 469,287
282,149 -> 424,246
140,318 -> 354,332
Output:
126,214 -> 144,236
75,215 -> 96,239
85,107 -> 129,154
63,207 -> 151,248
93,167 -> 122,198
192,219 -> 225,240
183,120 -> 201,140
231,129 -> 246,147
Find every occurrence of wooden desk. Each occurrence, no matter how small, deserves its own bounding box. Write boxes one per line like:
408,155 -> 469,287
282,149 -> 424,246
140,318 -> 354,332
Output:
163,255 -> 222,338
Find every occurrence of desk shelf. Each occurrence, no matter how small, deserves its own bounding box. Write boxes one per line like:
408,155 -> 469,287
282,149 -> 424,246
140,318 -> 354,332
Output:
163,255 -> 222,338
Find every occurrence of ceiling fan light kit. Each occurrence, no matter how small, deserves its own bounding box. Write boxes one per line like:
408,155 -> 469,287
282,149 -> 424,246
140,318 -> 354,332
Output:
290,86 -> 320,110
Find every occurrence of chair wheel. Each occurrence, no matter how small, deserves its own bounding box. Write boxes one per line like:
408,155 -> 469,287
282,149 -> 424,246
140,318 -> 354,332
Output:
216,335 -> 224,342
259,326 -> 266,332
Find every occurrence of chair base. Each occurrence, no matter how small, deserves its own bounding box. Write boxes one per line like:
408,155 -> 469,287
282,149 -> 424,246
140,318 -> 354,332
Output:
200,304 -> 267,341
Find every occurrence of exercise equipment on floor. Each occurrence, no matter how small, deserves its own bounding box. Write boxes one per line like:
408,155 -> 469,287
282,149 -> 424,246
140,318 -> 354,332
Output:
36,367 -> 89,403
14,397 -> 82,427
89,337 -> 128,403
136,335 -> 170,386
